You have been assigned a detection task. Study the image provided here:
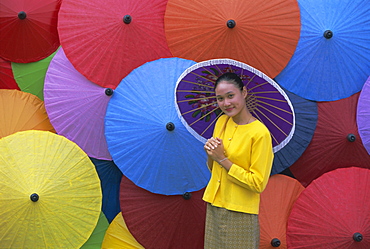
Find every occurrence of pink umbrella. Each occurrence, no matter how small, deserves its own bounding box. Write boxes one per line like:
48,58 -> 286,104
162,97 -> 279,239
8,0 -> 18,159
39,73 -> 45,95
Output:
357,76 -> 370,154
44,48 -> 113,160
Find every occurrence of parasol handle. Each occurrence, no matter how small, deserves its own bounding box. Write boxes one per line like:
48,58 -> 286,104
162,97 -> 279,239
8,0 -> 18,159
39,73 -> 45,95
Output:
30,193 -> 39,202
166,122 -> 175,131
353,232 -> 363,242
347,133 -> 356,142
182,192 -> 192,200
271,238 -> 281,247
323,30 -> 333,39
18,11 -> 27,20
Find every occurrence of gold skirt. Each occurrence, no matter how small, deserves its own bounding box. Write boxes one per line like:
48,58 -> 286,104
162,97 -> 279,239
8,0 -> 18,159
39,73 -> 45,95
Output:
204,203 -> 260,249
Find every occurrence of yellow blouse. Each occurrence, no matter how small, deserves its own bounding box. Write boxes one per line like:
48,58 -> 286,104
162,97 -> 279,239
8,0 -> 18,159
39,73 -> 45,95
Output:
202,115 -> 274,214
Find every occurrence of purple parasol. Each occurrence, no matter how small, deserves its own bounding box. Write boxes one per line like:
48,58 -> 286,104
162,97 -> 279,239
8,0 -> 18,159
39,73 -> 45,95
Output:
175,58 -> 295,153
357,76 -> 370,155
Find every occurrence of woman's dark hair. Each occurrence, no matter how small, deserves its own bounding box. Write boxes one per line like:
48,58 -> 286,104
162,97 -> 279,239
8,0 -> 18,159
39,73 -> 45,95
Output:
214,72 -> 244,91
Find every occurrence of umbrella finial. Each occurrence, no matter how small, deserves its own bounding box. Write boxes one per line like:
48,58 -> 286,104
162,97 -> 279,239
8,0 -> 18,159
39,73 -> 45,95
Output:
166,122 -> 175,131
353,232 -> 363,242
182,192 -> 192,200
18,11 -> 27,20
323,30 -> 333,39
271,238 -> 281,247
123,15 -> 132,24
347,133 -> 356,142
105,88 -> 114,96
30,193 -> 39,202
227,20 -> 236,29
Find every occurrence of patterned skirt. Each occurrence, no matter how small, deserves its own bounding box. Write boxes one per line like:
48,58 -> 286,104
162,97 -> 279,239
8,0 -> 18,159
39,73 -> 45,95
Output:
204,204 -> 260,249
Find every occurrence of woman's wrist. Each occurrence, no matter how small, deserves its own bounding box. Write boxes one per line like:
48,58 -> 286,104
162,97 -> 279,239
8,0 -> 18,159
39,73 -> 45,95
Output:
218,157 -> 228,164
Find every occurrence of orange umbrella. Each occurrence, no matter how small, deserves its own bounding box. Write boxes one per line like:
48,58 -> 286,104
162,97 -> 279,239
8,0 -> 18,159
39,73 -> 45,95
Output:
259,174 -> 305,248
0,89 -> 55,138
164,0 -> 301,78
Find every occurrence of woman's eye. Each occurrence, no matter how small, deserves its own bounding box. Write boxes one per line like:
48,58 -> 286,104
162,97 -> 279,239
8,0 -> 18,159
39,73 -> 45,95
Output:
228,94 -> 234,98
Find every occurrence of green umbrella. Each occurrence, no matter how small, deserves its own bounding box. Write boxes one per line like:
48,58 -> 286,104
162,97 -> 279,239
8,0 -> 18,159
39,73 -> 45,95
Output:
81,212 -> 110,249
12,49 -> 57,100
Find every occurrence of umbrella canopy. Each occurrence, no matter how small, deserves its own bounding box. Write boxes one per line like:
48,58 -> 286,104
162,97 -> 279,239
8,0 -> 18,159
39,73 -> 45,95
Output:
290,92 -> 370,187
58,0 -> 172,89
12,50 -> 57,100
0,89 -> 55,138
175,58 -> 295,153
105,57 -> 210,195
120,175 -> 206,249
0,58 -> 20,90
357,76 -> 370,155
275,0 -> 370,101
102,212 -> 144,249
0,130 -> 102,248
164,0 -> 301,79
44,48 -> 113,160
90,158 -> 122,223
0,0 -> 61,63
287,167 -> 370,248
81,212 -> 110,249
271,87 -> 318,175
259,174 -> 305,249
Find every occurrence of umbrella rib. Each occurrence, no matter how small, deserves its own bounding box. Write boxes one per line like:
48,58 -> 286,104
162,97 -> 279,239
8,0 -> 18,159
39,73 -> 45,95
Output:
188,106 -> 221,127
200,112 -> 224,136
177,90 -> 214,94
177,95 -> 215,104
178,78 -> 213,88
254,102 -> 293,125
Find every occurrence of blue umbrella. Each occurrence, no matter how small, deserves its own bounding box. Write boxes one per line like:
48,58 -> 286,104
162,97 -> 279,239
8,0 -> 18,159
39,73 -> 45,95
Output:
271,87 -> 318,175
275,0 -> 370,101
105,58 -> 210,195
90,158 -> 122,223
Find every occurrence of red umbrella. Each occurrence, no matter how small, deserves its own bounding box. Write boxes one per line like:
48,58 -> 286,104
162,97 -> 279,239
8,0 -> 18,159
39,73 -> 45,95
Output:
120,175 -> 206,249
290,92 -> 370,187
0,58 -> 19,90
58,0 -> 172,89
259,174 -> 305,249
287,167 -> 370,249
0,0 -> 61,63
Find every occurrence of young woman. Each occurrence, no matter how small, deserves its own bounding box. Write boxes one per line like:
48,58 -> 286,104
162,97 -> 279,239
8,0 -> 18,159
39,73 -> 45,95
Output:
203,72 -> 274,248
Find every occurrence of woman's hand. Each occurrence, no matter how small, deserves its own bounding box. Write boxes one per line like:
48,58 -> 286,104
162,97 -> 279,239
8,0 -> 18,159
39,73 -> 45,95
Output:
204,137 -> 225,162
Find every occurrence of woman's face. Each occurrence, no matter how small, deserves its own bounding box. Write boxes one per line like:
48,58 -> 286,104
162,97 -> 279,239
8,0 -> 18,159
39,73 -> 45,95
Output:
215,80 -> 247,120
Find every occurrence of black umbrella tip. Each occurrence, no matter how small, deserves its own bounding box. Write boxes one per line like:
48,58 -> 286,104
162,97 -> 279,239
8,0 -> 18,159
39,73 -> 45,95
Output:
347,133 -> 356,142
323,30 -> 333,39
166,122 -> 175,131
30,193 -> 39,202
353,232 -> 363,242
18,11 -> 27,20
123,15 -> 132,24
271,238 -> 281,247
227,20 -> 236,29
182,192 -> 192,200
105,88 -> 114,96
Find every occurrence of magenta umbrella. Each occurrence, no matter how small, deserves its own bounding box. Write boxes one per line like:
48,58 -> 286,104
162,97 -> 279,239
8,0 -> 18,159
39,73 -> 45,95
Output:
44,48 -> 113,160
357,76 -> 370,155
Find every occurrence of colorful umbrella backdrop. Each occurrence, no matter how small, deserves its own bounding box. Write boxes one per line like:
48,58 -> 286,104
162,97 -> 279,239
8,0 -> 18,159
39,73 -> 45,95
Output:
290,92 -> 370,187
287,167 -> 370,248
120,175 -> 206,249
175,58 -> 295,153
44,48 -> 113,160
275,0 -> 370,101
58,0 -> 172,88
0,0 -> 61,63
105,57 -> 210,195
0,58 -> 19,90
102,213 -> 144,249
90,158 -> 122,223
271,87 -> 318,175
81,212 -> 110,249
259,174 -> 305,249
0,89 -> 55,138
12,50 -> 57,100
357,76 -> 370,155
0,130 -> 102,249
164,0 -> 301,78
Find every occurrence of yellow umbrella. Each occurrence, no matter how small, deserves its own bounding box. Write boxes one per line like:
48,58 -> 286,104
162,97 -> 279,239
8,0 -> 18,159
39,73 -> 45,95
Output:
0,130 -> 102,249
0,89 -> 55,138
102,212 -> 144,249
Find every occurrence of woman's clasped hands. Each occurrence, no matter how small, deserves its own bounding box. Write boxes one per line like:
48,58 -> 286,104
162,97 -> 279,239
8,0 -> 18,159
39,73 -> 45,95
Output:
204,137 -> 225,162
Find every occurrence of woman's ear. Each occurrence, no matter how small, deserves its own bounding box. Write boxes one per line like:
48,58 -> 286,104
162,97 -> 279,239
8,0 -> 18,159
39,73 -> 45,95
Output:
242,86 -> 247,98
